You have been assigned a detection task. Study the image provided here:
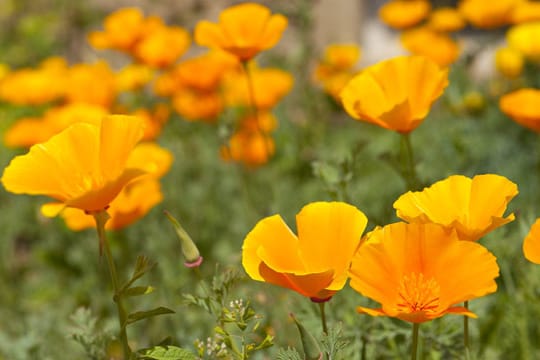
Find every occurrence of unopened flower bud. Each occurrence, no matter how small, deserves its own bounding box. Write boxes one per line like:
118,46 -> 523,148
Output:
290,313 -> 322,360
164,210 -> 203,267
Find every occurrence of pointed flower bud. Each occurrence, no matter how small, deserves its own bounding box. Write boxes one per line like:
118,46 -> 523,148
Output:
290,313 -> 322,360
164,210 -> 202,267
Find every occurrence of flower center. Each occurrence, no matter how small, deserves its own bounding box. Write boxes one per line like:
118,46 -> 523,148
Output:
396,273 -> 440,314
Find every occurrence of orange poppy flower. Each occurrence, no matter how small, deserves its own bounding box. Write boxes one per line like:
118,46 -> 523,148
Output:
134,24 -> 190,68
427,7 -> 466,32
349,222 -> 500,323
115,64 -> 155,92
511,1 -> 540,24
393,174 -> 518,241
64,61 -> 117,107
1,115 -> 146,216
458,0 -> 520,29
194,2 -> 288,61
507,22 -> 540,61
88,7 -> 146,52
400,27 -> 461,67
220,130 -> 275,167
172,89 -> 223,122
173,51 -> 238,92
523,218 -> 540,264
242,202 -> 368,301
378,0 -> 431,30
340,55 -> 449,133
500,88 -> 540,132
223,65 -> 294,110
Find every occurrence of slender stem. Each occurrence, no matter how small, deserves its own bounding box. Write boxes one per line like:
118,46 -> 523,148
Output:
318,302 -> 328,335
241,61 -> 272,157
411,323 -> 420,360
464,300 -> 469,352
400,132 -> 419,191
93,211 -> 131,359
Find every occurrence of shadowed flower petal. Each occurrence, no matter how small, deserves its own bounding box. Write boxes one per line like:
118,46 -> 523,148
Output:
349,222 -> 499,323
523,218 -> 540,264
242,202 -> 367,300
393,174 -> 518,241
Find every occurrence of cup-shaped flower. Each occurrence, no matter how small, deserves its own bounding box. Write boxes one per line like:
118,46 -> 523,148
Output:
523,218 -> 540,264
349,222 -> 500,323
507,22 -> 540,61
427,7 -> 466,33
400,27 -> 460,67
500,88 -> 540,132
378,0 -> 431,30
340,55 -> 449,133
393,174 -> 518,241
194,2 -> 288,62
1,115 -> 146,216
458,0 -> 519,29
242,202 -> 368,301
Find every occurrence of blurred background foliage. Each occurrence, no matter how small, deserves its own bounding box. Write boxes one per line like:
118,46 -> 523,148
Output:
2,0 -> 540,359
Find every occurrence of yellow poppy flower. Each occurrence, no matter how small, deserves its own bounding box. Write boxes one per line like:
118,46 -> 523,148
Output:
320,44 -> 361,71
194,2 -> 288,61
242,202 -> 368,301
378,0 -> 431,30
349,222 -> 500,323
400,27 -> 461,67
1,115 -> 146,216
393,174 -> 518,241
427,7 -> 466,32
340,55 -> 449,133
507,22 -> 540,61
523,218 -> 540,264
495,47 -> 524,78
60,178 -> 163,231
458,0 -> 521,29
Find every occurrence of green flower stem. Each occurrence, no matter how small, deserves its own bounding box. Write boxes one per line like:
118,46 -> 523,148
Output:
241,61 -> 271,155
93,210 -> 131,359
411,323 -> 420,360
400,132 -> 419,191
318,302 -> 328,335
464,301 -> 469,352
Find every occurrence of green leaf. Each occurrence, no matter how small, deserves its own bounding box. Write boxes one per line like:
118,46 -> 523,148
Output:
125,307 -> 175,327
138,345 -> 197,360
123,285 -> 155,297
121,255 -> 156,292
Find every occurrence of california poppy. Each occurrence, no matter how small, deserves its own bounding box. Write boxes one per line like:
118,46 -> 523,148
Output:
340,55 -> 449,133
426,7 -> 466,33
495,47 -> 524,78
500,88 -> 540,132
194,2 -> 288,61
507,22 -> 540,61
242,201 -> 368,301
349,222 -> 500,323
88,7 -> 146,52
393,174 -> 518,241
378,0 -> 431,30
1,115 -> 146,216
458,0 -> 519,29
400,27 -> 460,67
523,218 -> 540,264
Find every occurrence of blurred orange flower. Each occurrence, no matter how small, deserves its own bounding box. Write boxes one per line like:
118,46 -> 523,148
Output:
195,2 -> 288,61
3,103 -> 108,148
349,222 -> 500,323
65,61 -> 117,107
223,65 -> 294,110
220,130 -> 275,167
500,88 -> 540,132
378,0 -> 431,30
495,47 -> 524,78
134,23 -> 190,68
243,202 -> 368,301
172,90 -> 223,122
393,174 -> 518,241
426,7 -> 466,32
523,218 -> 540,264
458,0 -> 520,29
88,7 -> 146,52
507,22 -> 540,61
400,27 -> 461,67
1,115 -> 146,216
131,105 -> 170,141
511,1 -> 540,23
340,55 -> 449,133
115,64 -> 155,92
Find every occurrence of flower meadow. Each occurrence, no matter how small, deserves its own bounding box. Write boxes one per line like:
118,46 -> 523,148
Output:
3,0 -> 540,359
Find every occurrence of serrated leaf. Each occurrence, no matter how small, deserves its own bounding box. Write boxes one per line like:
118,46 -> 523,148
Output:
138,345 -> 197,360
124,307 -> 175,327
123,285 -> 155,297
